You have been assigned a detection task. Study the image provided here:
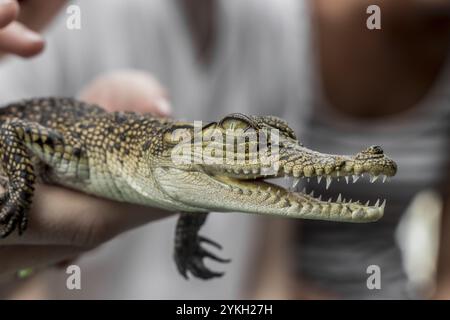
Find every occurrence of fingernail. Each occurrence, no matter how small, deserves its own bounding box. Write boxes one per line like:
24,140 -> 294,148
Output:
155,98 -> 172,116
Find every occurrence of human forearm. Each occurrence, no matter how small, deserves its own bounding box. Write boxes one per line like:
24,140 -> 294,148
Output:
0,183 -> 173,282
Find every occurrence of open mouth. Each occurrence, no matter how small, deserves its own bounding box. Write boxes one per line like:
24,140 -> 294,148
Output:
209,157 -> 396,223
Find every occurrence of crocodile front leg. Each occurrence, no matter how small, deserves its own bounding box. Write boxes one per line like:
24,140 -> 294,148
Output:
174,212 -> 231,279
0,118 -> 86,237
0,119 -> 39,237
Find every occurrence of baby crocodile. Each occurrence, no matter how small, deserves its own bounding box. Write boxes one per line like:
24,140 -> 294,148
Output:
0,98 -> 397,279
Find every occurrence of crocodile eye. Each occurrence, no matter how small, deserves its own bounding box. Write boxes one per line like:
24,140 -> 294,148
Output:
219,113 -> 259,131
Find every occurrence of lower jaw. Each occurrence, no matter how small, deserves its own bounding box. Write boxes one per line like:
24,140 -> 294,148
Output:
211,174 -> 386,222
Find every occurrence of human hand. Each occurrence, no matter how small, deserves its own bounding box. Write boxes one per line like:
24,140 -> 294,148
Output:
0,0 -> 65,58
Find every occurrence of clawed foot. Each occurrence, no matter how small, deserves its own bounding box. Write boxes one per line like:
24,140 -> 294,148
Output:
0,180 -> 30,238
0,196 -> 29,238
174,234 -> 231,280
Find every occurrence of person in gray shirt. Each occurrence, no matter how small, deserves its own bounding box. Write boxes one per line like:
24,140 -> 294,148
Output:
252,0 -> 450,300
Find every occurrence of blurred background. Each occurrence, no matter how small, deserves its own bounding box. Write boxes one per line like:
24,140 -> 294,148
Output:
0,0 -> 449,299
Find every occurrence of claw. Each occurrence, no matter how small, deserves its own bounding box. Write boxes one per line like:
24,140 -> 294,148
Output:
199,235 -> 223,250
199,247 -> 231,263
190,259 -> 225,280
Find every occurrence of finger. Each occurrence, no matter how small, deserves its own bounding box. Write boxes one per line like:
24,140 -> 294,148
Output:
0,0 -> 19,29
16,0 -> 67,31
0,244 -> 84,278
1,184 -> 174,246
0,21 -> 44,57
78,70 -> 173,116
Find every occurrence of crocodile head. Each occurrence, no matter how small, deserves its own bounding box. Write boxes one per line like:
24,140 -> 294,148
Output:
155,113 -> 397,222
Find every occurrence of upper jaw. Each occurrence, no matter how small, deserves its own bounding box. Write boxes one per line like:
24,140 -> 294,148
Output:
204,153 -> 397,186
201,142 -> 397,181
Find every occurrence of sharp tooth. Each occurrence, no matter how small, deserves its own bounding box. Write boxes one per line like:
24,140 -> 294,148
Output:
382,175 -> 387,183
276,190 -> 281,196
234,169 -> 240,174
349,198 -> 353,203
302,187 -> 306,193
336,171 -> 340,177
267,187 -> 272,193
243,169 -> 250,174
345,176 -> 349,184
292,178 -> 300,189
328,198 -> 332,203
337,194 -> 342,203
307,178 -> 310,183
309,190 -> 315,197
365,200 -> 370,206
381,199 -> 386,209
318,195 -> 322,201
352,175 -> 360,183
317,176 -> 323,184
253,168 -> 259,174
326,177 -> 332,189
374,199 -> 380,207
370,176 -> 379,183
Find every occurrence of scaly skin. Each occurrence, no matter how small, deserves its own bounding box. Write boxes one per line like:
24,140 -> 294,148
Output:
0,98 -> 397,279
